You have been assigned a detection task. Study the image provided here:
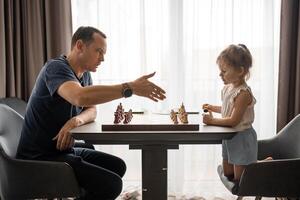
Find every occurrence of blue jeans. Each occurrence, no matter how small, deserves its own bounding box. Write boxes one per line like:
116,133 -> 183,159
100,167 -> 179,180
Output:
39,148 -> 126,200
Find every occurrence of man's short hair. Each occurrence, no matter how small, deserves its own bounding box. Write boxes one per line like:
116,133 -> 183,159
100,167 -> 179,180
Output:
71,26 -> 106,49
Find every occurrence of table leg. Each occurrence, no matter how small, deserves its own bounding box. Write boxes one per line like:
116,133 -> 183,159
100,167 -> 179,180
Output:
129,145 -> 178,200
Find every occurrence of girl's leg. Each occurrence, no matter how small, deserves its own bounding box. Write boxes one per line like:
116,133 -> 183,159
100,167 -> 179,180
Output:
263,156 -> 273,161
223,159 -> 234,179
258,156 -> 273,162
233,164 -> 246,181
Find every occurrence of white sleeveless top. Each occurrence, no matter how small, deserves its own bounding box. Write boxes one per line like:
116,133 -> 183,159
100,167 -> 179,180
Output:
221,83 -> 256,131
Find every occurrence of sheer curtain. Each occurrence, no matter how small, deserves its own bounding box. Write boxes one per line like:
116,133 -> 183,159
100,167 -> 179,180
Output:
72,0 -> 280,198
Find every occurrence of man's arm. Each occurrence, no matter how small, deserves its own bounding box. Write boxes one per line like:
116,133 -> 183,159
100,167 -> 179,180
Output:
57,72 -> 166,107
75,106 -> 97,125
58,82 -> 123,107
53,106 -> 96,151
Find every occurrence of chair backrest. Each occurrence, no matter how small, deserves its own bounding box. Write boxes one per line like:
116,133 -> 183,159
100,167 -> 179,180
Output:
0,104 -> 24,158
0,97 -> 96,151
0,97 -> 27,118
273,114 -> 300,159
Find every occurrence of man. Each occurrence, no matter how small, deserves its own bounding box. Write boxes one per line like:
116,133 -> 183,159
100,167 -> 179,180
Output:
16,26 -> 166,200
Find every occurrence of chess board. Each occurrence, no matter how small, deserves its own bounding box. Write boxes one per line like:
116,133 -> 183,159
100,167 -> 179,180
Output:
102,113 -> 200,131
102,123 -> 199,131
104,103 -> 200,131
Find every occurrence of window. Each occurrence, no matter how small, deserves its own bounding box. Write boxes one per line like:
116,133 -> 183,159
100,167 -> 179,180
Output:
72,0 -> 280,197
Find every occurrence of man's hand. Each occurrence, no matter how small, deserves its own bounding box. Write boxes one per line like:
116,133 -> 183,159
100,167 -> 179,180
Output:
130,72 -> 166,102
53,117 -> 84,151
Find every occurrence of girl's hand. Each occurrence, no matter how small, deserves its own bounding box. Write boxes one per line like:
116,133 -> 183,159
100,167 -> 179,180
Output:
202,111 -> 213,125
202,103 -> 211,110
202,104 -> 222,113
202,103 -> 212,113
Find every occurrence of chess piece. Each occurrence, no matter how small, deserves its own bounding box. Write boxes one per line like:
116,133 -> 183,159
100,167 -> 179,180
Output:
178,103 -> 186,114
116,103 -> 124,114
180,112 -> 188,124
178,103 -> 188,124
170,109 -> 178,124
124,109 -> 133,124
114,103 -> 125,124
114,112 -> 122,124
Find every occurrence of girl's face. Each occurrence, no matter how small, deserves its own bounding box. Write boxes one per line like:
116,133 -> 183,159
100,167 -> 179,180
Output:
218,64 -> 243,85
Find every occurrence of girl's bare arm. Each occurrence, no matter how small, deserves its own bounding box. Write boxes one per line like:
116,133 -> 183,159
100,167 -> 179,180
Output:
203,90 -> 251,127
202,104 -> 221,113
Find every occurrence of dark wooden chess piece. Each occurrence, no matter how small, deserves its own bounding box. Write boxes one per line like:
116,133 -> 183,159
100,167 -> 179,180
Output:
114,103 -> 125,124
123,109 -> 133,124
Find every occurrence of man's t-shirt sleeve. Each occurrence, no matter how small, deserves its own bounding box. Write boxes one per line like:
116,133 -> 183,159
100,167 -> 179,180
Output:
44,61 -> 78,96
87,71 -> 93,86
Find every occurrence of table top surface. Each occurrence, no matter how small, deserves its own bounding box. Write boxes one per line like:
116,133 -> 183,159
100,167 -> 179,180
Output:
71,113 -> 237,145
71,113 -> 236,133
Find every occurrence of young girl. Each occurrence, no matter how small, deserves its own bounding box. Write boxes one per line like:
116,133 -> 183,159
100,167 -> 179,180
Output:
202,44 -> 257,181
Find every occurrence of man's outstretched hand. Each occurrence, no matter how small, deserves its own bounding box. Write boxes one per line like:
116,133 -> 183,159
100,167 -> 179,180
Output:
129,72 -> 166,102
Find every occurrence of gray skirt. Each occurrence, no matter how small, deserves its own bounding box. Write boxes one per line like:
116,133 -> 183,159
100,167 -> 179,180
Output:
222,127 -> 257,165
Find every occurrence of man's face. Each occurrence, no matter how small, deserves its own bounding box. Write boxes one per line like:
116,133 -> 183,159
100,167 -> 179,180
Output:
80,33 -> 107,72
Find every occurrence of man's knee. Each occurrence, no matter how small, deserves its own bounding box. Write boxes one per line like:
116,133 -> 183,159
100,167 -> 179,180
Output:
63,155 -> 84,166
96,175 -> 123,199
118,158 -> 127,177
110,176 -> 123,198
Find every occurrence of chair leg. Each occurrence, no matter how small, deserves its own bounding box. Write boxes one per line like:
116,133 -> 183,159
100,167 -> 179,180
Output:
255,197 -> 262,200
237,196 -> 243,200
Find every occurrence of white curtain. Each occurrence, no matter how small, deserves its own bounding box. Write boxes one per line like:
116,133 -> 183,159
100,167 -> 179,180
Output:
72,0 -> 280,198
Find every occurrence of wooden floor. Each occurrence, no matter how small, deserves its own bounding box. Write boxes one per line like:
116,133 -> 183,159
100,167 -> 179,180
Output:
118,180 -> 276,200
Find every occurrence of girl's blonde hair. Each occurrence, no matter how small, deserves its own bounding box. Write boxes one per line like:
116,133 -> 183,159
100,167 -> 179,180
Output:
216,44 -> 253,80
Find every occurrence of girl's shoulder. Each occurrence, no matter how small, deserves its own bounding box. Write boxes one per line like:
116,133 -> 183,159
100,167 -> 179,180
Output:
232,84 -> 256,105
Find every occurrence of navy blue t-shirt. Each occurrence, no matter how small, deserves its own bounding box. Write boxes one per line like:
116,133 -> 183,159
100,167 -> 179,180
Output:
16,55 -> 92,159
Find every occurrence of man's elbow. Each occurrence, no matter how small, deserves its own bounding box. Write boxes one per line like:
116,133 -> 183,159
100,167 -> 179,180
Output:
93,109 -> 97,120
72,95 -> 92,107
90,107 -> 97,119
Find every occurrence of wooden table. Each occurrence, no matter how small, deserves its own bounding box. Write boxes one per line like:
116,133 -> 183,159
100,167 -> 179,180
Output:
71,113 -> 236,200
